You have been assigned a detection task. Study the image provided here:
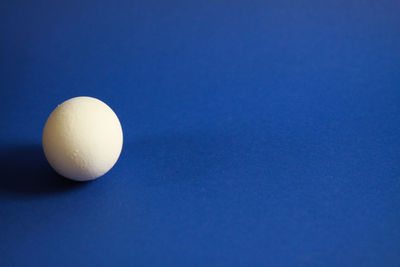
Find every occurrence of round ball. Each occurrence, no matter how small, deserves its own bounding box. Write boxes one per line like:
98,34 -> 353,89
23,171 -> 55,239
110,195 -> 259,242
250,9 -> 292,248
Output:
42,96 -> 123,181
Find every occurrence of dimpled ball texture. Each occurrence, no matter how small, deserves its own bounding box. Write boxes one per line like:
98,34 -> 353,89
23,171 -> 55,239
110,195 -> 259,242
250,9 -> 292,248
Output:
42,96 -> 123,181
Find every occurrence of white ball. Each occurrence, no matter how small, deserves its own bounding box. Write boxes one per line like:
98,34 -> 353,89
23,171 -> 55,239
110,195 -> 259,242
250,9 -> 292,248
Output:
42,96 -> 123,181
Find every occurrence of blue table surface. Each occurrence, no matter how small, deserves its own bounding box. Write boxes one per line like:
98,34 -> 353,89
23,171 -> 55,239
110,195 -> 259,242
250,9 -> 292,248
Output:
1,0 -> 400,266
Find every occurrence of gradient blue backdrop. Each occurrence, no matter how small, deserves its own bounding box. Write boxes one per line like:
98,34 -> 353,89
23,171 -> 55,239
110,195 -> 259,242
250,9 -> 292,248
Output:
1,0 -> 400,266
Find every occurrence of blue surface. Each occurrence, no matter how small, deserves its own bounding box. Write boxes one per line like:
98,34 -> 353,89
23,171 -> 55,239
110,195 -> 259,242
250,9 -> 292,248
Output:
1,0 -> 400,266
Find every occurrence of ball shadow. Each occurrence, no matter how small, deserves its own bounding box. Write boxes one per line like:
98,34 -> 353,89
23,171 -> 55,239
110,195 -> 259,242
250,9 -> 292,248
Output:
0,144 -> 86,196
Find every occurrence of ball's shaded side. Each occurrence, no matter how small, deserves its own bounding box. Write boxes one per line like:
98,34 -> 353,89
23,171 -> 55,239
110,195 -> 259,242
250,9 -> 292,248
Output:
42,97 -> 123,181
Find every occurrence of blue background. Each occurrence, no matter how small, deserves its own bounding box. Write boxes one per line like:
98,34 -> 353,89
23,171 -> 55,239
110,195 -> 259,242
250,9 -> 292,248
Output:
1,0 -> 400,266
